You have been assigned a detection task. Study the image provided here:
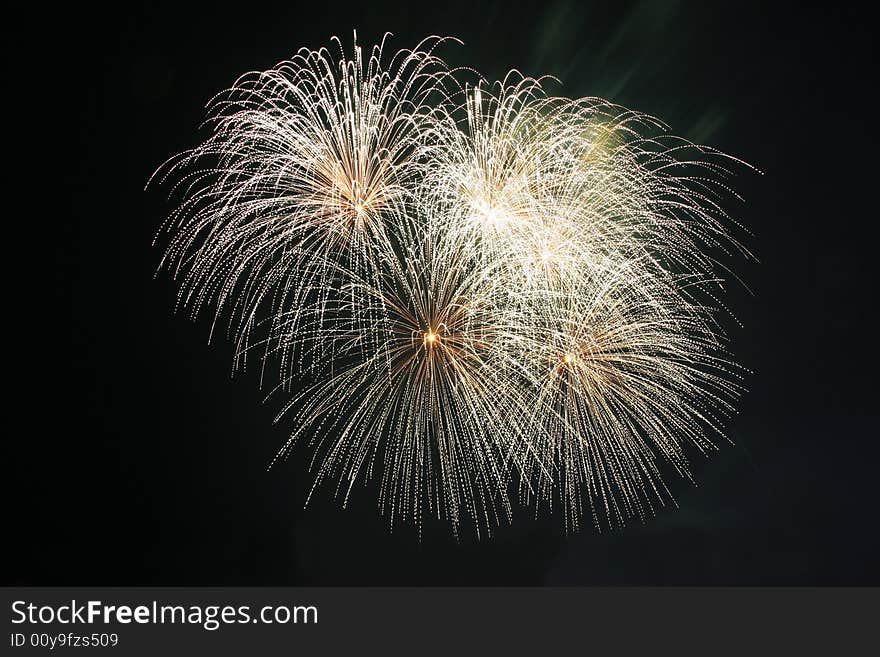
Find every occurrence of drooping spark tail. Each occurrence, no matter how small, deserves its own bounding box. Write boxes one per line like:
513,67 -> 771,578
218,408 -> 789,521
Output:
151,33 -> 753,537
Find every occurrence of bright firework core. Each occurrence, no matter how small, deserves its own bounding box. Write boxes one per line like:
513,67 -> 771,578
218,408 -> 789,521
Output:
152,32 -> 752,538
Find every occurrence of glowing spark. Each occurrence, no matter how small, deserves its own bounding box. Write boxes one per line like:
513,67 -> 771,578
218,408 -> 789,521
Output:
151,33 -> 753,537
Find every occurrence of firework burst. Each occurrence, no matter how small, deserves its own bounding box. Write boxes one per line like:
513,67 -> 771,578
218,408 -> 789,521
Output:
152,33 -> 752,537
269,230 -> 539,538
514,259 -> 744,532
151,33 -> 455,381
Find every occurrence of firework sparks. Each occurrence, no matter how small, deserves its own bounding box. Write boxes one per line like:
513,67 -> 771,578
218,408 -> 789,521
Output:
514,260 -> 744,531
269,231 -> 540,538
152,33 -> 752,537
151,33 -> 456,380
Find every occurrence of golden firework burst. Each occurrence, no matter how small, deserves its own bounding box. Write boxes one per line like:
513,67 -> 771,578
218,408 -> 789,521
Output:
152,33 -> 752,537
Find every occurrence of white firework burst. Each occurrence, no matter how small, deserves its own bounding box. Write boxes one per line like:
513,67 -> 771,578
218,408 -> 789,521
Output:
151,33 -> 456,382
270,229 -> 539,538
514,259 -> 744,532
152,33 -> 752,537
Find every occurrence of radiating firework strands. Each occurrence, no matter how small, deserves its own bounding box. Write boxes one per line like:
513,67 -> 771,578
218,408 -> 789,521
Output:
151,34 -> 459,384
152,33 -> 753,536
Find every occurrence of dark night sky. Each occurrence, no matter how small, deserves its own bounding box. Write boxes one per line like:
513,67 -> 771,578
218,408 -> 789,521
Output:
8,1 -> 878,584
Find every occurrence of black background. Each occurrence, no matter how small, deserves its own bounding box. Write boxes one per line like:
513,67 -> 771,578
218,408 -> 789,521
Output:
9,1 -> 878,584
